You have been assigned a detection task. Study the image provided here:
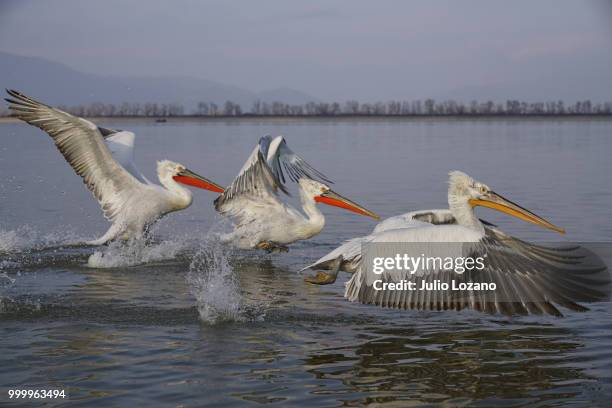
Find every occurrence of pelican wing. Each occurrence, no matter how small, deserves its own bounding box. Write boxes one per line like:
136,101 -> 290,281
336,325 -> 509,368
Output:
300,236 -> 366,273
345,226 -> 610,316
304,209 -> 495,273
101,129 -> 150,184
5,89 -> 142,222
260,135 -> 332,185
214,144 -> 288,222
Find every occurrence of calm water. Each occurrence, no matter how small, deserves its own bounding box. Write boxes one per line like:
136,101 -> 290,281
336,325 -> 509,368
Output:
1,118 -> 612,407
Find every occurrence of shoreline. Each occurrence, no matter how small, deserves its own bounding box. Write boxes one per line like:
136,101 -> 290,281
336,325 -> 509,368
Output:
2,114 -> 612,124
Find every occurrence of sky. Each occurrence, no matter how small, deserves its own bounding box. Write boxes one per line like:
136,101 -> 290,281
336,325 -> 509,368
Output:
0,0 -> 611,101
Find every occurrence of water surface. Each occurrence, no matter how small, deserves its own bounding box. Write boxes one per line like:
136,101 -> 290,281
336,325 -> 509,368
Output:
1,118 -> 611,406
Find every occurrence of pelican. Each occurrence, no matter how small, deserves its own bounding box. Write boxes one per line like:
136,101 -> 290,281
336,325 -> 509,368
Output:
303,171 -> 610,316
214,135 -> 379,251
5,89 -> 224,245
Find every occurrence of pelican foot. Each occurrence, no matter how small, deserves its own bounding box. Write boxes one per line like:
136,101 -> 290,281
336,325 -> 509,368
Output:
256,241 -> 289,253
304,271 -> 337,285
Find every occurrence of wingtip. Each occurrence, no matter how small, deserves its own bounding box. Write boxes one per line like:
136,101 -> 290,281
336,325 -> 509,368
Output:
278,181 -> 290,196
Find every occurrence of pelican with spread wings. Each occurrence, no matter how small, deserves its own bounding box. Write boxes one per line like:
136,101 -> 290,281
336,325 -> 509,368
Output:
214,135 -> 379,251
5,89 -> 224,245
303,171 -> 610,316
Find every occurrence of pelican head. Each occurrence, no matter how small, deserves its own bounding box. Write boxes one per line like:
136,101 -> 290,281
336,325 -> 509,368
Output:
299,179 -> 379,220
448,170 -> 565,234
157,160 -> 224,193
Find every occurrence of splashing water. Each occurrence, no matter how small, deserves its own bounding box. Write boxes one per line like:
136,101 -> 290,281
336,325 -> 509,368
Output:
0,270 -> 16,283
87,237 -> 191,268
0,225 -> 88,253
188,235 -> 244,324
0,226 -> 91,272
0,229 -> 25,252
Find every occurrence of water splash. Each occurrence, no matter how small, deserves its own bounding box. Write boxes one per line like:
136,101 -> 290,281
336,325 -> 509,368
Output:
86,237 -> 191,268
0,229 -> 25,252
0,225 -> 88,253
0,271 -> 16,284
0,226 -> 90,273
188,235 -> 244,324
0,226 -> 47,252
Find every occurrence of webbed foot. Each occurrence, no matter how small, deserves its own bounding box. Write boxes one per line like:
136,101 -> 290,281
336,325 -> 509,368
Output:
304,271 -> 337,285
256,241 -> 289,253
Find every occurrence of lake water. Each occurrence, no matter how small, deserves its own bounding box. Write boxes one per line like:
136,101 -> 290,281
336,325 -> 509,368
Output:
1,118 -> 612,406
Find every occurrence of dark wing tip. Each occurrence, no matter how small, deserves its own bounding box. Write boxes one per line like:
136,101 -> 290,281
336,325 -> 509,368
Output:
6,89 -> 24,100
5,89 -> 51,110
256,150 -> 289,196
98,126 -> 118,138
480,218 -> 497,227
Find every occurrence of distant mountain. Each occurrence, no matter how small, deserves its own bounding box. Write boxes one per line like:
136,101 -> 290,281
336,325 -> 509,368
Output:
0,52 -> 318,111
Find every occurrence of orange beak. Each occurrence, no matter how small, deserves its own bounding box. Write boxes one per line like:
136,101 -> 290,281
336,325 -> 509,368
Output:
469,191 -> 565,234
173,168 -> 224,193
315,189 -> 379,220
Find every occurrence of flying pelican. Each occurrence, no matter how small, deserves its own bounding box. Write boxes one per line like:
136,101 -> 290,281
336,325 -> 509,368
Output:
5,89 -> 224,245
214,135 -> 379,251
303,171 -> 609,316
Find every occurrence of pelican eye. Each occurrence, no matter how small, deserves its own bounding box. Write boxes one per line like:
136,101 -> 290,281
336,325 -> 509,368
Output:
479,185 -> 487,194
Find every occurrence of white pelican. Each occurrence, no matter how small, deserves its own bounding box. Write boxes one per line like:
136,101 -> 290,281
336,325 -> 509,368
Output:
303,171 -> 609,316
214,135 -> 379,251
5,89 -> 224,245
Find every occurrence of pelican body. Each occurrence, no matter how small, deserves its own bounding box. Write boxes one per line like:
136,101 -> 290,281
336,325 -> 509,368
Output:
5,90 -> 224,244
304,171 -> 610,316
215,136 -> 378,251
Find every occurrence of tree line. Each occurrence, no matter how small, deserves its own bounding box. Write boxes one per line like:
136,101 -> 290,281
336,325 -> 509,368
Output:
1,99 -> 611,117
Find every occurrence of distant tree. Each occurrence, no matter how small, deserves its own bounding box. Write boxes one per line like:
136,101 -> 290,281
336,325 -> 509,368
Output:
401,101 -> 411,115
344,100 -> 360,114
557,100 -> 565,114
209,103 -> 218,116
168,103 -> 184,116
23,97 -> 612,118
251,99 -> 262,115
373,102 -> 386,115
425,99 -> 436,115
224,100 -> 235,116
262,102 -> 271,115
330,102 -> 341,115
196,102 -> 209,116
360,103 -> 372,115
271,101 -> 284,115
583,100 -> 592,114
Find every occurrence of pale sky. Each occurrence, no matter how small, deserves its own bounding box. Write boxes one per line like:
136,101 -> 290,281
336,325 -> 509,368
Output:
1,0 -> 611,101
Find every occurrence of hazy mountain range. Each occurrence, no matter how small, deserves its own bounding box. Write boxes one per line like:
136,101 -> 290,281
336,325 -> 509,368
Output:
1,51 -> 609,112
0,52 -> 318,110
